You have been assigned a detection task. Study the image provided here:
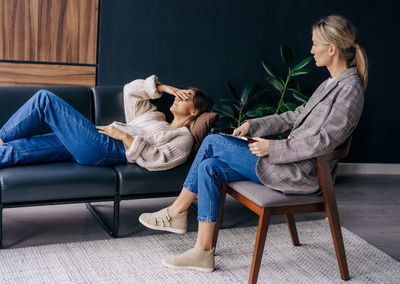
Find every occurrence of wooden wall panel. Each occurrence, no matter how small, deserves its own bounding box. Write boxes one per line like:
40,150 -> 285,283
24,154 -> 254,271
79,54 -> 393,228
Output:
0,0 -> 98,64
0,62 -> 96,86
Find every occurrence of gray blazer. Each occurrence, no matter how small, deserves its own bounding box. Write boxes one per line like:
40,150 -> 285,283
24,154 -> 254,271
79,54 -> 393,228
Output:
247,67 -> 364,194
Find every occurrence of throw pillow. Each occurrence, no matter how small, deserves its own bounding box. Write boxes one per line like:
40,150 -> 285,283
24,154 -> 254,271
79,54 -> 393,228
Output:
189,112 -> 219,157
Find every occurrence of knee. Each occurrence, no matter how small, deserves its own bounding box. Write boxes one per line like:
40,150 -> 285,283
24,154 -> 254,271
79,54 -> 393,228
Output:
198,158 -> 220,177
201,134 -> 224,148
33,89 -> 57,102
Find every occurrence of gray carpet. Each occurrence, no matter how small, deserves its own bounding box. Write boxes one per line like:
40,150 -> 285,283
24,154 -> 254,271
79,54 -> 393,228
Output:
0,219 -> 399,284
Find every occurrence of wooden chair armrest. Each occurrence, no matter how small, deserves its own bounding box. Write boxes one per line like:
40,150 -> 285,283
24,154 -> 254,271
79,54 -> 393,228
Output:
317,136 -> 352,162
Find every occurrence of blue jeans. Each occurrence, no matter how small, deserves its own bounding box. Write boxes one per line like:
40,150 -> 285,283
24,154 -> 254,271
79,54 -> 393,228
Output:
183,134 -> 262,222
0,90 -> 126,168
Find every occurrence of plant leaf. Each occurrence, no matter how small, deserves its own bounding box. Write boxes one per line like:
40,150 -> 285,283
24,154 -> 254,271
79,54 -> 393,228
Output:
246,108 -> 263,118
220,98 -> 236,103
211,104 -> 235,119
293,55 -> 314,72
246,104 -> 276,117
287,78 -> 301,92
232,104 -> 241,112
262,60 -> 279,80
240,83 -> 256,106
289,68 -> 311,77
245,89 -> 267,110
225,81 -> 241,102
266,77 -> 284,92
288,88 -> 309,103
280,43 -> 293,67
279,102 -> 298,113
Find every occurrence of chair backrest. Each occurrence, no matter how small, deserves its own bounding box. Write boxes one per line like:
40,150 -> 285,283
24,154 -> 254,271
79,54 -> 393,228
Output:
316,136 -> 353,203
316,136 -> 352,162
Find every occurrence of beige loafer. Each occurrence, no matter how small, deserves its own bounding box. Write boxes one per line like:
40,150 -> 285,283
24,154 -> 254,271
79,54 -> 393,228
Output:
139,207 -> 187,234
162,248 -> 215,272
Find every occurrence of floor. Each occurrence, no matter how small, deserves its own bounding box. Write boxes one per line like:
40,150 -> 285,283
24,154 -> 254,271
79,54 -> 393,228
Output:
2,174 -> 400,262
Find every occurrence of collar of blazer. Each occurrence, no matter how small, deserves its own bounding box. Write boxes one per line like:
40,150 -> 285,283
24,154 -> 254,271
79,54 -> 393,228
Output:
292,67 -> 358,129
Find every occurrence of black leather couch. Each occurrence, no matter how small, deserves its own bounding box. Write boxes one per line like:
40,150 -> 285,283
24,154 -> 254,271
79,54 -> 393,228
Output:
0,86 -> 194,248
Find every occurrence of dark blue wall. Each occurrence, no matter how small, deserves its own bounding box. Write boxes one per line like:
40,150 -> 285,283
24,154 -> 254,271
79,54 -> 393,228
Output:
97,0 -> 399,163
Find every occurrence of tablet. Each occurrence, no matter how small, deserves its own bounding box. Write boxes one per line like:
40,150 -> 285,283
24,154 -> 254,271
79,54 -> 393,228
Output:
218,132 -> 257,143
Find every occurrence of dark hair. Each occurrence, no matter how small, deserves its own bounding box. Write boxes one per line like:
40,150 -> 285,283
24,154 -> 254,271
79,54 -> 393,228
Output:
191,87 -> 213,114
185,87 -> 214,130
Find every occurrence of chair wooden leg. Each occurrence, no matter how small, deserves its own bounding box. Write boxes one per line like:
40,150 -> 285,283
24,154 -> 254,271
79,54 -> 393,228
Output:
285,214 -> 300,246
317,160 -> 350,280
249,208 -> 270,284
326,204 -> 350,280
212,185 -> 228,250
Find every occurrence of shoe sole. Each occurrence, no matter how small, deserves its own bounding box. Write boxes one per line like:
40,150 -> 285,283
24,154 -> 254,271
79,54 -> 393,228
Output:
162,260 -> 214,272
139,215 -> 187,234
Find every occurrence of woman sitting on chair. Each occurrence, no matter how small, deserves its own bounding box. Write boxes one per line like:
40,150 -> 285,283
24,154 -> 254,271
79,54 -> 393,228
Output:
0,75 -> 213,170
139,15 -> 368,272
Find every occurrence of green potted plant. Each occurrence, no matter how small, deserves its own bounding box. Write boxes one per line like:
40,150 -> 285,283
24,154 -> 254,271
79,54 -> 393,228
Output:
212,43 -> 313,129
212,82 -> 266,129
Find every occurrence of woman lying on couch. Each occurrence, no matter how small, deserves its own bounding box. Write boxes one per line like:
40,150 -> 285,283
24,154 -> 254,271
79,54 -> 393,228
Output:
0,75 -> 213,170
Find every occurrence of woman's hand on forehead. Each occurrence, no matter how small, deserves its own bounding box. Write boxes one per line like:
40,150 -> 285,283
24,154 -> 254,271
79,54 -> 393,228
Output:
174,89 -> 193,101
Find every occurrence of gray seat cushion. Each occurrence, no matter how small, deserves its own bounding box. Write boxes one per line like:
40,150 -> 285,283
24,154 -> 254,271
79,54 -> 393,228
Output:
227,180 -> 323,207
0,163 -> 116,203
114,163 -> 191,196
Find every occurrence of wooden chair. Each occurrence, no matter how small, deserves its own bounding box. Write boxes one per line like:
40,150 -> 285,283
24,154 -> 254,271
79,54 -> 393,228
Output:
212,137 -> 352,284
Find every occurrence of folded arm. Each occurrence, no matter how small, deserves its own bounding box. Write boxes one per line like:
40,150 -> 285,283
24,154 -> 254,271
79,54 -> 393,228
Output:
124,75 -> 192,123
123,75 -> 162,123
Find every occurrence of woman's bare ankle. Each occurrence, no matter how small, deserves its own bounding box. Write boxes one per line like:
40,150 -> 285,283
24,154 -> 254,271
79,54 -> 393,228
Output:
168,205 -> 187,214
0,139 -> 3,146
194,244 -> 213,251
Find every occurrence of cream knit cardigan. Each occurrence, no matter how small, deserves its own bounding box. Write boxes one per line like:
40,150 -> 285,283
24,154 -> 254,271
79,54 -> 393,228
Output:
111,75 -> 194,171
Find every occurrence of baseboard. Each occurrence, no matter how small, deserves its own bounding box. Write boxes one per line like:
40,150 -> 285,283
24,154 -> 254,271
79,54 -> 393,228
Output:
337,163 -> 400,175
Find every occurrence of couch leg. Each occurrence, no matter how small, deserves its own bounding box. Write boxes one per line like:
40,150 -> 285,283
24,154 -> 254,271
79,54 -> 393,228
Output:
0,204 -> 3,249
86,195 -> 120,238
112,195 -> 121,237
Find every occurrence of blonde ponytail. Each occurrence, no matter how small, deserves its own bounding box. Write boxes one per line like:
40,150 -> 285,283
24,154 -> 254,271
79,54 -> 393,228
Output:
354,43 -> 368,89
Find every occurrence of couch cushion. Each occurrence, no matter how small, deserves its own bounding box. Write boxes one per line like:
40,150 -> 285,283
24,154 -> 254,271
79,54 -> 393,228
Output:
91,86 -> 125,125
114,162 -> 191,196
228,180 -> 323,207
91,86 -> 175,125
0,163 -> 116,203
0,86 -> 93,135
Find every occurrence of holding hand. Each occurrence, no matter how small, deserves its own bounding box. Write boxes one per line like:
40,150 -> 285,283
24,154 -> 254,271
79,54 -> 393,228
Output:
248,137 -> 270,157
233,121 -> 250,137
97,125 -> 134,147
